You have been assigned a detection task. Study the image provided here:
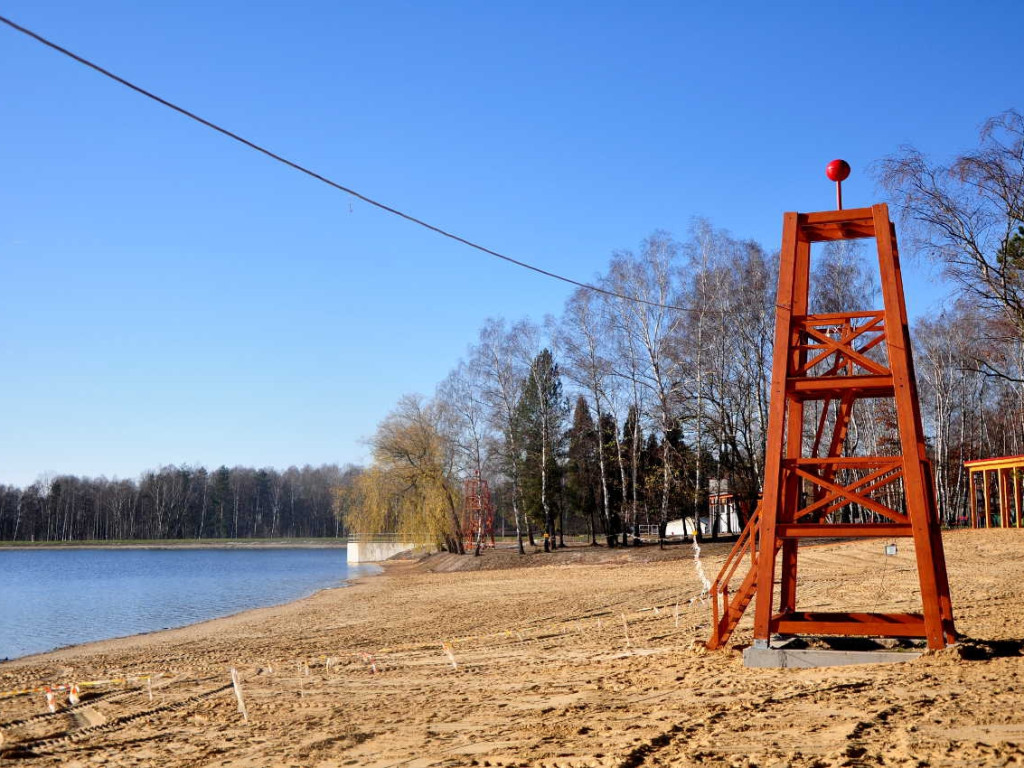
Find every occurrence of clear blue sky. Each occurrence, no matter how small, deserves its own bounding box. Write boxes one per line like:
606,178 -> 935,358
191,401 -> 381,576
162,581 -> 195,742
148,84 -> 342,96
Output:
1,1 -> 1019,487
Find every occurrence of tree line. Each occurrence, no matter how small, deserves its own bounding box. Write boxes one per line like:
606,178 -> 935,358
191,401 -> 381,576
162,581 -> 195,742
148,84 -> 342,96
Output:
0,464 -> 356,542
348,110 -> 1024,547
3,111 -> 1020,546
346,224 -> 857,550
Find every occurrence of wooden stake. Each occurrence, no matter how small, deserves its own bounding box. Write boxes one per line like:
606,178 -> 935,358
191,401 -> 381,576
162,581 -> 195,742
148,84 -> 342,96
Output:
230,668 -> 248,724
621,614 -> 632,649
442,642 -> 457,669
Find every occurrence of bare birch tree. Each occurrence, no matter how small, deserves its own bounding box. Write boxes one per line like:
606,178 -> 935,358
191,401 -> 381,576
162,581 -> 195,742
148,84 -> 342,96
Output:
469,318 -> 537,554
436,361 -> 495,555
604,233 -> 688,546
556,287 -> 618,544
878,109 -> 1024,373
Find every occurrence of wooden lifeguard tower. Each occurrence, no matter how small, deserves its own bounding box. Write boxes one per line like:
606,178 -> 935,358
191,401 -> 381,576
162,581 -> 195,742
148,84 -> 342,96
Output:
708,161 -> 957,658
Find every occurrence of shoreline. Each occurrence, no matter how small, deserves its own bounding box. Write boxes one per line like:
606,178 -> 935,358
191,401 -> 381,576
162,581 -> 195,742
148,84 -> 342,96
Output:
3,562 -> 387,667
0,536 -> 915,664
0,553 -> 382,666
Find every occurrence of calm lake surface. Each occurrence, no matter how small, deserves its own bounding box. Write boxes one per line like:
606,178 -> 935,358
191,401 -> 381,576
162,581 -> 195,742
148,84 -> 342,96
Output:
0,548 -> 378,661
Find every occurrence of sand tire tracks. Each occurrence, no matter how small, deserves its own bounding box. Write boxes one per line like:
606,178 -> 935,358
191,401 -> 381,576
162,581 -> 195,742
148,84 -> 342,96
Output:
615,681 -> 877,766
0,682 -> 232,758
0,687 -> 131,731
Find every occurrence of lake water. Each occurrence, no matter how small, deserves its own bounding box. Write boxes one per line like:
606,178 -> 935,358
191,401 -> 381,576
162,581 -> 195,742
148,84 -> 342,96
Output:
0,548 -> 378,661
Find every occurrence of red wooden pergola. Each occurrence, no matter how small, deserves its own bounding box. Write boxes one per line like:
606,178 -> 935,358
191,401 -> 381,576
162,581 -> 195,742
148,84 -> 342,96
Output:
965,455 -> 1024,528
708,202 -> 956,652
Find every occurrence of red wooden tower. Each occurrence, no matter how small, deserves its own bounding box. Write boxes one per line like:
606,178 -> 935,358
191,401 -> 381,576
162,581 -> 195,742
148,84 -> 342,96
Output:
462,472 -> 495,552
709,168 -> 956,652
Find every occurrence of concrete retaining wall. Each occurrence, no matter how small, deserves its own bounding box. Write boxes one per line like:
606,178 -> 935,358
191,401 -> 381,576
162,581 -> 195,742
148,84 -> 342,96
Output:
347,541 -> 417,564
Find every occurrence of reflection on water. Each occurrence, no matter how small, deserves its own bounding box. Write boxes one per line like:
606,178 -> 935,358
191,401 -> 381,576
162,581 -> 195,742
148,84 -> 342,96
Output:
0,548 -> 377,660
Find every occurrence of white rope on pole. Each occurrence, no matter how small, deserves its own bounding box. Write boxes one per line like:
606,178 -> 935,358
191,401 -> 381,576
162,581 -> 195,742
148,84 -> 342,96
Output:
230,668 -> 249,724
441,643 -> 457,669
692,536 -> 712,599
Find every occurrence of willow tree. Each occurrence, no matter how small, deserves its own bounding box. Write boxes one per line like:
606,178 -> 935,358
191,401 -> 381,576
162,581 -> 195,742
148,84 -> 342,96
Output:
344,395 -> 465,553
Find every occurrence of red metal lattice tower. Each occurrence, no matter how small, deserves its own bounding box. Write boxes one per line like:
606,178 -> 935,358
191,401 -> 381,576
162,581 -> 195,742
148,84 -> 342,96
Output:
462,473 -> 495,552
709,192 -> 956,651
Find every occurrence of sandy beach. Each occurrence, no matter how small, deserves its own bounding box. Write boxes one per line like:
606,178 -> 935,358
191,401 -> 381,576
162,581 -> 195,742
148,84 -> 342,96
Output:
2,529 -> 1023,767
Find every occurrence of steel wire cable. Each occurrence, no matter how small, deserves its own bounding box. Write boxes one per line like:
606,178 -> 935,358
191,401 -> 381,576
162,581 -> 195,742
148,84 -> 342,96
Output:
1,14 -> 714,315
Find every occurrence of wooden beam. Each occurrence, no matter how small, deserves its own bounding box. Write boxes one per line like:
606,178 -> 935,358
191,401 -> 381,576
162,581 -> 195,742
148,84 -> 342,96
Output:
776,524 -> 913,538
789,375 -> 894,399
772,611 -> 927,637
984,469 -> 992,528
969,469 -> 977,528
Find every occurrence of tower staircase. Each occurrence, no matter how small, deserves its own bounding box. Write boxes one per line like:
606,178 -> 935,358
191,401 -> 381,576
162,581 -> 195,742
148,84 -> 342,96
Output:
709,507 -> 763,649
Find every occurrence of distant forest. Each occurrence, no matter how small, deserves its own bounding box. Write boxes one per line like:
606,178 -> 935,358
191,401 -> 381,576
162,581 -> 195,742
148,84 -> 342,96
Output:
0,464 -> 358,542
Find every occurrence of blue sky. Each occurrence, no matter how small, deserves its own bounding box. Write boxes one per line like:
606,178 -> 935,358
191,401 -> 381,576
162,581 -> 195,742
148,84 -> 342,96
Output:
1,1 -> 1020,487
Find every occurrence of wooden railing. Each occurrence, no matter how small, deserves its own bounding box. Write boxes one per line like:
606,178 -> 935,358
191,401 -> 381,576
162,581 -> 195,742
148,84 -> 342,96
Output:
707,506 -> 761,649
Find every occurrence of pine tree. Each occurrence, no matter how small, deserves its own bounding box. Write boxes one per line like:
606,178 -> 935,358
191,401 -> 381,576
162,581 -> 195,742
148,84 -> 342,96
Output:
515,349 -> 569,551
566,396 -> 600,544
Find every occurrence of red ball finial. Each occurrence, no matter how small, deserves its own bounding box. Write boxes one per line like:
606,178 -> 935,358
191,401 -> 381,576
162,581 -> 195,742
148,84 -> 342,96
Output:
826,159 -> 851,182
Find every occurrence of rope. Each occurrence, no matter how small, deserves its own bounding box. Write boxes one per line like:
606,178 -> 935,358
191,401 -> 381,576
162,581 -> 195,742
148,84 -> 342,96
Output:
692,535 -> 712,599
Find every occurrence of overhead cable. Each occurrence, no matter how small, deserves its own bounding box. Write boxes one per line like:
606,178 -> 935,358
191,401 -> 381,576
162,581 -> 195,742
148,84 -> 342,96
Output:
1,14 -> 711,314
